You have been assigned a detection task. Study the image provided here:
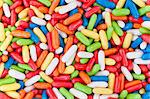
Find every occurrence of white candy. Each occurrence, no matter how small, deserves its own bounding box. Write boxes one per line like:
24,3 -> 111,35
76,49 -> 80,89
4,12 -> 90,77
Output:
62,45 -> 78,62
133,63 -> 141,74
100,94 -> 118,99
77,51 -> 94,58
31,16 -> 46,25
121,66 -> 133,81
69,88 -> 88,99
96,70 -> 110,76
76,1 -> 82,7
87,82 -> 108,88
105,8 -> 112,12
8,69 -> 25,80
65,0 -> 74,3
55,47 -> 63,54
3,3 -> 10,17
25,75 -> 40,86
77,25 -> 85,31
117,20 -> 125,28
141,21 -> 150,29
39,43 -> 48,50
140,41 -> 147,49
93,94 -> 100,99
98,50 -> 105,70
127,29 -> 141,35
45,58 -> 59,75
44,14 -> 51,20
126,51 -> 143,59
59,1 -> 77,14
29,45 -> 37,62
56,28 -> 67,38
66,52 -> 76,66
134,58 -> 150,64
24,85 -> 34,92
132,35 -> 138,41
52,87 -> 65,99
2,51 -> 8,55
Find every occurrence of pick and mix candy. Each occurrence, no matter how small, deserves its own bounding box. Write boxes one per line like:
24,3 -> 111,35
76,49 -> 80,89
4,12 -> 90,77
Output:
1,0 -> 150,99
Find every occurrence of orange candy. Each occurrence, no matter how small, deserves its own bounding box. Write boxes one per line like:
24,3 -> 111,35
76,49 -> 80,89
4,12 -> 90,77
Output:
79,71 -> 91,84
52,29 -> 60,49
38,6 -> 49,14
2,55 -> 8,62
34,82 -> 51,89
11,30 -> 30,38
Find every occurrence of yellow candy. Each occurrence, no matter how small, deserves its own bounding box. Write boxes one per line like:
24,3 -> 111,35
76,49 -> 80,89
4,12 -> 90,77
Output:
0,0 -> 3,7
33,27 -> 47,43
55,6 -> 63,12
6,31 -> 11,36
105,58 -> 116,65
0,83 -> 20,92
123,32 -> 133,49
46,23 -> 54,32
81,29 -> 99,40
93,88 -> 113,94
30,5 -> 44,18
104,12 -> 111,28
99,30 -> 108,50
112,31 -> 120,45
0,35 -> 13,51
116,0 -> 126,9
77,42 -> 82,47
0,63 -> 4,77
18,8 -> 29,18
23,78 -> 28,82
63,66 -> 75,74
108,73 -> 115,90
139,88 -> 145,94
40,71 -> 53,83
64,38 -> 67,44
5,91 -> 20,99
0,23 -> 5,41
41,52 -> 54,70
132,0 -> 145,7
22,46 -> 30,63
93,29 -> 97,32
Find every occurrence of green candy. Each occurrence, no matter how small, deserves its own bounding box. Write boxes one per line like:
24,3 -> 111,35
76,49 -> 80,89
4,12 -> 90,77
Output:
38,0 -> 51,7
75,32 -> 91,46
16,39 -> 34,46
87,64 -> 100,76
107,26 -> 114,40
112,8 -> 130,16
126,94 -> 141,99
87,42 -> 101,52
132,73 -> 145,80
18,64 -> 33,71
87,14 -> 97,30
4,28 -> 9,32
139,6 -> 150,16
59,87 -> 74,99
0,52 -> 2,56
71,70 -> 79,79
10,65 -> 25,73
119,90 -> 128,99
74,82 -> 92,94
0,77 -> 16,86
4,0 -> 13,5
12,37 -> 20,42
10,26 -> 16,31
139,27 -> 150,34
80,58 -> 89,64
39,78 -> 44,82
112,21 -> 123,36
89,38 -> 94,44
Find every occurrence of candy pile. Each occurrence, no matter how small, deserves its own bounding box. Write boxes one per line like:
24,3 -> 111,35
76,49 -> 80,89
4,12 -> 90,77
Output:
0,0 -> 150,99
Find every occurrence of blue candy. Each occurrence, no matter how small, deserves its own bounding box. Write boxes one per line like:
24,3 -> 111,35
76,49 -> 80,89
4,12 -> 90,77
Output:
29,23 -> 39,29
145,84 -> 150,91
59,35 -> 65,48
131,37 -> 143,48
96,0 -> 115,9
25,28 -> 40,43
42,90 -> 48,99
90,76 -> 108,82
94,14 -> 102,27
83,16 -> 88,27
125,0 -> 140,18
69,8 -> 78,16
59,0 -> 66,5
142,16 -> 150,21
13,60 -> 18,65
123,22 -> 133,31
108,41 -> 112,48
142,92 -> 150,99
40,26 -> 49,35
5,57 -> 14,69
18,81 -> 24,90
142,53 -> 150,60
